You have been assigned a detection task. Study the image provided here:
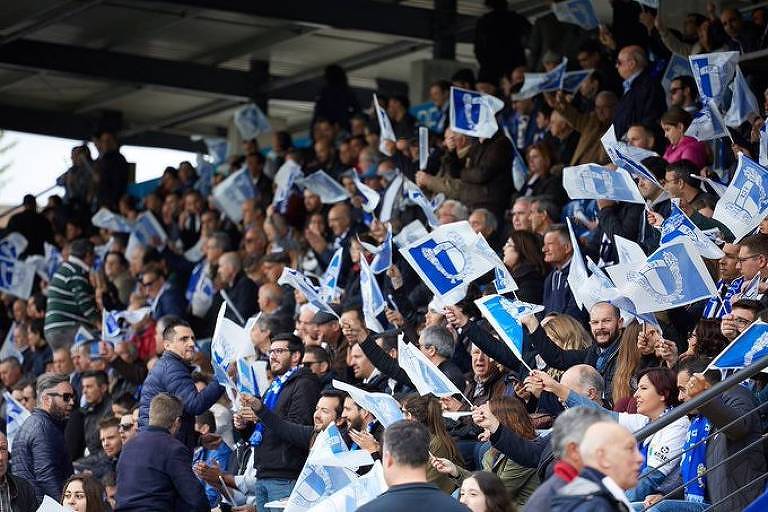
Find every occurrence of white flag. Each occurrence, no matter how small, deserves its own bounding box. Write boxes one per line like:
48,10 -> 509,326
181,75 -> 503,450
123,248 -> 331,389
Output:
210,303 -> 256,367
212,168 -> 255,222
566,219 -> 589,309
563,164 -> 645,204
397,335 -> 463,397
298,171 -> 350,204
713,153 -> 768,241
374,94 -> 396,155
3,391 -> 30,453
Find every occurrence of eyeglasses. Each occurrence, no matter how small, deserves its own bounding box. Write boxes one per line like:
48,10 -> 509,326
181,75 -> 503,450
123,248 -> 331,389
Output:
737,254 -> 762,263
47,392 -> 75,403
733,317 -> 753,327
269,348 -> 291,356
119,422 -> 134,431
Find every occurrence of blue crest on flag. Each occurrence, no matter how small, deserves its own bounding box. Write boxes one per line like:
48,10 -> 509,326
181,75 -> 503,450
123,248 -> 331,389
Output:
407,238 -> 467,295
709,321 -> 768,370
233,103 -> 271,140
0,234 -> 27,261
689,51 -> 739,104
686,99 -> 729,141
552,0 -> 599,30
203,137 -> 229,165
713,153 -> 768,240
449,86 -> 504,139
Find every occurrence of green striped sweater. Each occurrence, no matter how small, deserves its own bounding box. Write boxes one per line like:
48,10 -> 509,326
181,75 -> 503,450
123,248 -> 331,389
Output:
44,257 -> 99,331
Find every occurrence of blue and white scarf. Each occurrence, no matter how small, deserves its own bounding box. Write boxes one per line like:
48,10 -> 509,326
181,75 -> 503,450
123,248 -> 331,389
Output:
249,367 -> 299,446
680,414 -> 711,503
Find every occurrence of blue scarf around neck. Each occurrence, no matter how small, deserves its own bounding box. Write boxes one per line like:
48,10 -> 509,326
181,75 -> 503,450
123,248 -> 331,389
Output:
249,366 -> 299,446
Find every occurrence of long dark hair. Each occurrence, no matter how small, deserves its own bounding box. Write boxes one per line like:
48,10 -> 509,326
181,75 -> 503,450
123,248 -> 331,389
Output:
468,471 -> 516,512
508,230 -> 547,276
61,475 -> 109,512
402,394 -> 462,464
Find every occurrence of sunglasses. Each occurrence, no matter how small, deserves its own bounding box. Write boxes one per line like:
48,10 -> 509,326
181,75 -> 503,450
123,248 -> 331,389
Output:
47,392 -> 75,403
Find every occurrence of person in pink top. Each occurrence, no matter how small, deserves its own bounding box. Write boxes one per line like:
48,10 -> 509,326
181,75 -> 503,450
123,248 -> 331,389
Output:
661,106 -> 710,169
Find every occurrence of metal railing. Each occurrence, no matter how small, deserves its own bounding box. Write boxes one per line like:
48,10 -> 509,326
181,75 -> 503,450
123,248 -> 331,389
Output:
632,355 -> 768,510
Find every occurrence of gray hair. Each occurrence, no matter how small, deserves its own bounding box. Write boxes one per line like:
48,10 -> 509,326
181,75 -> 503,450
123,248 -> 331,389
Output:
473,208 -> 498,234
419,325 -> 455,359
209,231 -> 231,251
442,199 -> 469,221
551,407 -> 611,459
36,372 -> 70,403
573,364 -> 605,397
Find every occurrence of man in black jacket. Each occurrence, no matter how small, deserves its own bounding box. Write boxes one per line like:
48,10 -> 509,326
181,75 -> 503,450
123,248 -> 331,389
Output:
238,333 -> 320,512
612,46 -> 666,139
12,373 -> 75,501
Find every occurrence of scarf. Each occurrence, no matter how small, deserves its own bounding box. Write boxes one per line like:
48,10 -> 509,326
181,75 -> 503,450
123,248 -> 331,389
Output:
553,461 -> 579,483
681,414 -> 710,503
249,367 -> 298,446
595,338 -> 620,375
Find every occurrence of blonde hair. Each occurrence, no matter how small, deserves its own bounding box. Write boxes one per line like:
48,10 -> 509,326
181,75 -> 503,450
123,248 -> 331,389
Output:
543,315 -> 592,350
612,320 -> 643,406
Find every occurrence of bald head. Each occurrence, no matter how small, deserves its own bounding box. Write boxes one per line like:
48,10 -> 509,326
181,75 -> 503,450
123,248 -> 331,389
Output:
579,421 -> 643,490
217,251 -> 241,286
617,45 -> 647,79
328,203 -> 351,236
594,91 -> 618,123
258,282 -> 283,314
560,364 -> 604,403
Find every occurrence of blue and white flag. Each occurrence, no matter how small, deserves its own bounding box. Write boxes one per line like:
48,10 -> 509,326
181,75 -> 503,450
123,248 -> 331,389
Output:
213,168 -> 256,222
614,235 -> 648,265
398,335 -> 464,397
74,326 -> 95,346
236,357 -> 268,396
689,51 -> 740,105
741,274 -> 762,300
562,69 -> 593,93
393,220 -> 429,248
358,225 -> 392,275
201,137 -> 229,165
689,174 -> 728,198
606,240 -> 718,314
102,309 -> 123,342
505,131 -> 529,191
474,294 -> 529,370
132,211 -> 168,246
3,391 -> 30,453
760,121 -> 768,167
43,242 -> 62,280
359,256 -> 387,333
552,0 -> 599,30
285,425 -> 372,512
298,171 -> 350,204
0,334 -> 23,365
566,218 -> 590,310
211,303 -> 256,366
563,164 -> 645,204
352,173 -> 380,213
611,146 -> 662,186
601,124 -> 658,164
725,66 -> 760,128
449,86 -> 504,138
0,257 -> 36,300
92,207 -> 133,233
272,159 -> 304,214
399,221 -> 495,305
662,53 -> 693,94
402,179 -> 440,228
233,103 -> 271,140
708,320 -> 768,370
379,173 -> 403,224
660,201 -> 724,259
512,59 -> 568,101
473,233 -> 518,294
0,233 -> 27,260
686,99 -> 730,142
713,153 -> 768,240
333,380 -> 404,428
279,267 -> 339,318
306,460 -> 387,512
319,248 -> 344,303
374,94 -> 396,155
190,269 -> 214,318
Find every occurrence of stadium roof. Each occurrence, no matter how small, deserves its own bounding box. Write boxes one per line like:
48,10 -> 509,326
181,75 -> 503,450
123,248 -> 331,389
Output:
0,0 -> 552,152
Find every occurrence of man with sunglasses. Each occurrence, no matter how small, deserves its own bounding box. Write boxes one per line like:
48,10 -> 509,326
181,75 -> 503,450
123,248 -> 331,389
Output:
140,262 -> 186,320
12,372 -> 75,501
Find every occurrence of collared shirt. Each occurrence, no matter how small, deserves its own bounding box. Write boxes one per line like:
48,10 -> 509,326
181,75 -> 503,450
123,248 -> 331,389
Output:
622,71 -> 642,94
601,475 -> 634,510
363,368 -> 382,386
149,283 -> 170,315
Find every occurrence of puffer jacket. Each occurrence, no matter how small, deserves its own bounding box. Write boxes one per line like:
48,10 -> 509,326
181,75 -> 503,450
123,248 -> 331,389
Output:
138,350 -> 223,449
11,408 -> 73,501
